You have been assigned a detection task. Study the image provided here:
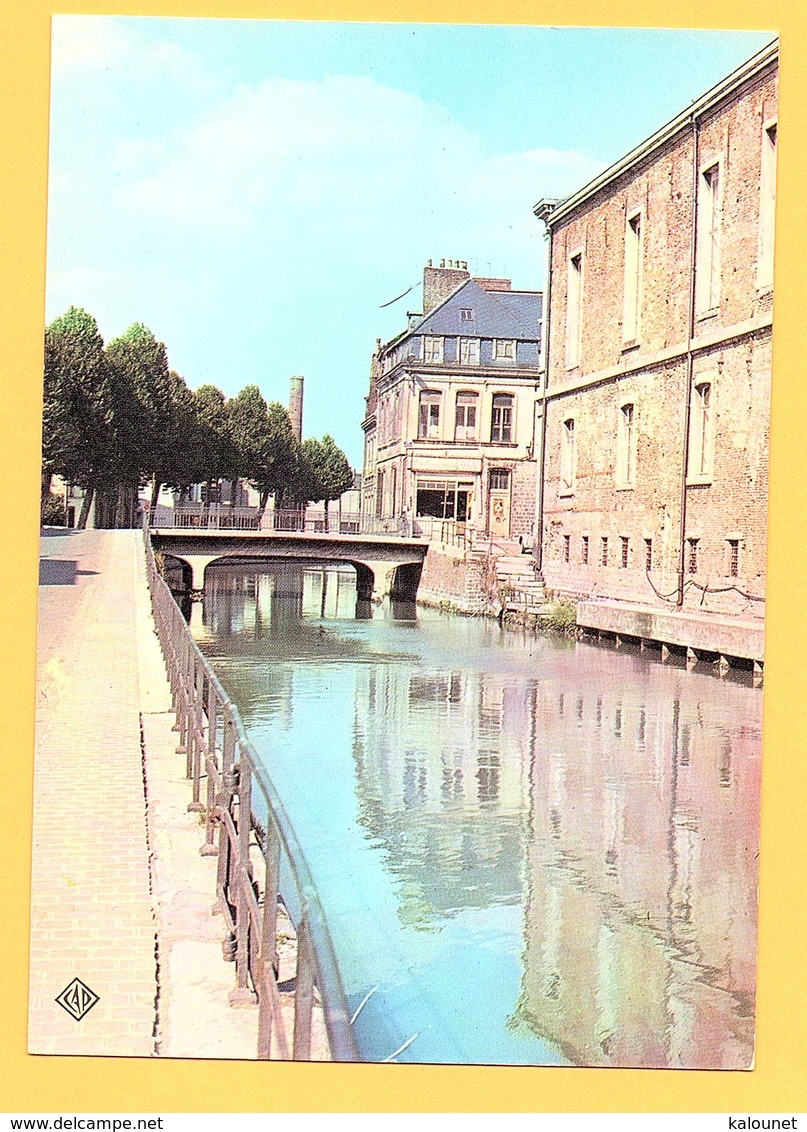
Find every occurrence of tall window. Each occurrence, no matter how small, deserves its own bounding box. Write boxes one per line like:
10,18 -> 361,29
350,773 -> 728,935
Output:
620,537 -> 629,568
454,392 -> 478,441
687,538 -> 699,575
644,538 -> 653,571
560,417 -> 576,493
424,336 -> 444,364
491,394 -> 514,443
688,381 -> 714,480
581,535 -> 589,565
758,121 -> 777,290
601,536 -> 608,567
375,470 -> 384,517
727,538 -> 740,578
622,211 -> 643,344
616,402 -> 636,487
459,337 -> 480,365
418,390 -> 441,439
696,162 -> 722,314
563,534 -> 571,563
566,253 -> 583,368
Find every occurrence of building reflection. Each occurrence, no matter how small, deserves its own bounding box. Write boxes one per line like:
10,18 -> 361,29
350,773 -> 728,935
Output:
195,562 -> 360,637
513,653 -> 760,1069
350,664 -> 534,927
349,641 -> 759,1068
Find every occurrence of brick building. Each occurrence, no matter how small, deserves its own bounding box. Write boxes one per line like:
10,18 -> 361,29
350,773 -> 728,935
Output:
361,261 -> 542,541
534,41 -> 776,626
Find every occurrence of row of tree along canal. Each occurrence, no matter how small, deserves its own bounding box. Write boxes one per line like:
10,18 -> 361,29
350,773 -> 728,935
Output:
41,306 -> 353,528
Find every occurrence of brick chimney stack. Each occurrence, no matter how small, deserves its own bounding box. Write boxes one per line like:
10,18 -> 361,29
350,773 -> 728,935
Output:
289,375 -> 304,441
423,258 -> 471,314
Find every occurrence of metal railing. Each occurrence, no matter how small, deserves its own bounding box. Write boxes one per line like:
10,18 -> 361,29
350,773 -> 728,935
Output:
412,517 -> 474,548
143,528 -> 360,1062
149,504 -> 481,548
151,503 -> 262,530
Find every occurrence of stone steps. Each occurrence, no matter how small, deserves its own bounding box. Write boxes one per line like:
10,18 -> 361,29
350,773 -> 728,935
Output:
494,555 -> 547,612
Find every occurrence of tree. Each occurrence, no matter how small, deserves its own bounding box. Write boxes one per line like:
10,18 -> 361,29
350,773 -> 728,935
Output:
104,324 -> 173,526
252,401 -> 301,510
225,385 -> 272,487
294,434 -> 354,519
192,384 -> 233,508
42,307 -> 114,527
149,370 -> 205,510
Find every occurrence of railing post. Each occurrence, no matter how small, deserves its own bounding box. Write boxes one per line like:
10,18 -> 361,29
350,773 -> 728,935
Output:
188,658 -> 205,812
216,716 -> 237,916
201,681 -> 219,855
183,635 -> 195,776
292,913 -> 316,1060
257,820 -> 281,1059
229,758 -> 258,1006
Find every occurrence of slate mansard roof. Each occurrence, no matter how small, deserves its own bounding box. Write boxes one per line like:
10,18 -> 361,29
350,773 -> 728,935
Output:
380,278 -> 543,362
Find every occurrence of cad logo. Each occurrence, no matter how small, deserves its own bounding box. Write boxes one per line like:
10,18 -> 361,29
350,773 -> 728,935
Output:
55,978 -> 99,1021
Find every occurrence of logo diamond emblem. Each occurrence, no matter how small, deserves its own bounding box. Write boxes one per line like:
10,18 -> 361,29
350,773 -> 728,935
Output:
55,978 -> 99,1021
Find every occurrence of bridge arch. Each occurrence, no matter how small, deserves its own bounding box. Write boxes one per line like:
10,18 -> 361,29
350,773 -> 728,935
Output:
150,530 -> 428,601
162,553 -> 415,603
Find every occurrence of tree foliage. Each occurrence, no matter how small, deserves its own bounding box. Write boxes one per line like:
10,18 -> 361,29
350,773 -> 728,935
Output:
42,307 -> 113,492
41,306 -> 352,526
293,434 -> 354,509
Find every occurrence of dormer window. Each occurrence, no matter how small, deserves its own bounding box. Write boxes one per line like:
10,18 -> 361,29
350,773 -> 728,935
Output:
459,308 -> 474,322
494,339 -> 516,362
424,336 -> 444,364
459,337 -> 480,365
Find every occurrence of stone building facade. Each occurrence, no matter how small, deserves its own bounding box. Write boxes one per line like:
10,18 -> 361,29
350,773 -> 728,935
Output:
361,261 -> 542,541
535,41 -> 776,622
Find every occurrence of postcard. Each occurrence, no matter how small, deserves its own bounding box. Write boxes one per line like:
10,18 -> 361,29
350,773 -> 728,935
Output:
5,5 -> 805,1118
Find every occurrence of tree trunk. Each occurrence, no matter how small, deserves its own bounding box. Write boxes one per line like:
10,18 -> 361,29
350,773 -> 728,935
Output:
150,478 -> 162,513
114,484 -> 126,529
114,481 -> 137,528
77,486 -> 95,530
40,467 -> 53,525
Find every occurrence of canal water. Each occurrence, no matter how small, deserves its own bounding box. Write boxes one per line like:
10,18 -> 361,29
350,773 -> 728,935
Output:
189,560 -> 761,1069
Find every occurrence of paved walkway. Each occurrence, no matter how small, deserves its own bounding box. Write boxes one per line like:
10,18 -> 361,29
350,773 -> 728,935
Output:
30,529 -> 257,1058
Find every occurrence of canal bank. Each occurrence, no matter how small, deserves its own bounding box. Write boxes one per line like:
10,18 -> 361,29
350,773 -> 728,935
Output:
31,528 -> 258,1058
417,541 -> 764,676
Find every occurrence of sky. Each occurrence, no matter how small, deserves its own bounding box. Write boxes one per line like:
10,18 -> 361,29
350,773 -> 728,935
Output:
46,18 -> 775,466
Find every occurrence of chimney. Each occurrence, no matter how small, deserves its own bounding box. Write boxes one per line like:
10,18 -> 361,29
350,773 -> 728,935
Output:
423,259 -> 471,315
289,375 -> 304,441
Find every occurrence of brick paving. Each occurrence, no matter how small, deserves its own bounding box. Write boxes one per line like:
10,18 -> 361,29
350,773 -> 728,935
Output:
30,530 -> 157,1055
29,528 -> 258,1059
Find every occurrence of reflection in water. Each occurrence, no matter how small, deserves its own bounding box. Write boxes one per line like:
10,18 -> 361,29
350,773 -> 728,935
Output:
192,561 -> 761,1068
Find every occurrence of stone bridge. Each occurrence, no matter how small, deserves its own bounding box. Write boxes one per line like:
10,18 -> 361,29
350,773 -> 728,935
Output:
150,528 -> 429,601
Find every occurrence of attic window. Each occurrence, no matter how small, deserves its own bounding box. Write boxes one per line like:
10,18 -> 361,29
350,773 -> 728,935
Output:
494,339 -> 516,361
424,336 -> 444,364
459,308 -> 474,321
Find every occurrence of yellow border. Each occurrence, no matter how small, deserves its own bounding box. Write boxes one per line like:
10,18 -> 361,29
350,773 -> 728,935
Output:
2,0 -> 805,1114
